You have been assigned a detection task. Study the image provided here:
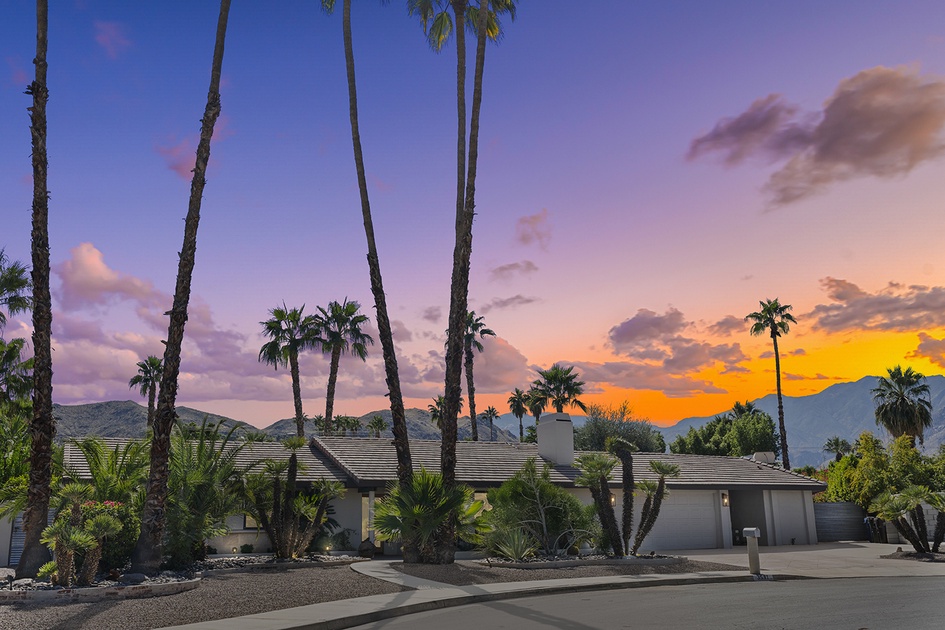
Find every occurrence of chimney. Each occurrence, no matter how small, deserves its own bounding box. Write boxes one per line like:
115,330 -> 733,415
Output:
537,412 -> 574,466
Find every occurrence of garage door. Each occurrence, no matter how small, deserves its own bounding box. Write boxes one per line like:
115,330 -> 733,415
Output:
637,490 -> 720,551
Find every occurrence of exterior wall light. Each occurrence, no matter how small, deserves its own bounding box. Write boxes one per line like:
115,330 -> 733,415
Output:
610,493 -> 616,507
721,492 -> 729,507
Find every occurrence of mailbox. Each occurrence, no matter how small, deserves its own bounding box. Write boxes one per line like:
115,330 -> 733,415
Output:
743,527 -> 761,574
743,527 -> 761,538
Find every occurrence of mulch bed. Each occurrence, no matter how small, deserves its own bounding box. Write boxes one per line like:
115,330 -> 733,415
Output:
880,550 -> 945,562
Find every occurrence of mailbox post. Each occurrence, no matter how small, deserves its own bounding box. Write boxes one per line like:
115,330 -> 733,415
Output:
743,527 -> 761,574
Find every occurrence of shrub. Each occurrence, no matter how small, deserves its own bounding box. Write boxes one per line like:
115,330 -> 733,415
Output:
240,543 -> 254,554
488,528 -> 537,561
80,500 -> 138,571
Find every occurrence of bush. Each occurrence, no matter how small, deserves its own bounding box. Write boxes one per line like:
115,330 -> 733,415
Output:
240,543 -> 254,554
79,500 -> 138,572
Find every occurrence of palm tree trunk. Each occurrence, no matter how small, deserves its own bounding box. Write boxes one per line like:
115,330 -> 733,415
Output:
617,452 -> 634,553
518,414 -> 523,442
932,511 -> 944,553
17,0 -> 54,579
341,0 -> 411,486
599,475 -> 623,556
147,383 -> 156,429
771,331 -> 790,469
289,349 -> 305,438
131,0 -> 230,574
464,345 -> 478,441
911,506 -> 930,552
325,346 -> 341,434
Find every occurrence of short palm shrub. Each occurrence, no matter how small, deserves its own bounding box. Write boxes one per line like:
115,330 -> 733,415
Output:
488,528 -> 537,562
80,500 -> 137,571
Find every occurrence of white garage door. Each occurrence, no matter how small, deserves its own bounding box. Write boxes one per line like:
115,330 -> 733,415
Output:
636,490 -> 720,551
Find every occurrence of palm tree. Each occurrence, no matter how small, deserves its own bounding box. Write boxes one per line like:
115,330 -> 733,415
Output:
459,311 -> 495,441
316,299 -> 373,434
129,355 -> 163,429
872,365 -> 933,445
407,0 -> 515,490
526,386 -> 545,424
17,0 -> 54,579
481,405 -> 500,442
131,0 -> 231,575
576,452 -> 622,556
367,414 -> 388,438
507,388 -> 528,442
607,436 -> 637,554
631,461 -> 681,555
329,0 -> 413,486
730,400 -> 758,418
0,248 -> 31,332
258,305 -> 321,439
533,363 -> 587,414
0,338 -> 33,404
746,298 -> 797,470
76,514 -> 122,586
823,436 -> 852,462
429,395 -> 463,431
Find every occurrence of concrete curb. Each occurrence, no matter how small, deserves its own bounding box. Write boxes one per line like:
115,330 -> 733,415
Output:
0,578 -> 201,603
200,558 -> 365,577
485,556 -> 685,569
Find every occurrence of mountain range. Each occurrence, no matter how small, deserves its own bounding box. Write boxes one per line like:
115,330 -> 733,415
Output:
47,375 -> 945,469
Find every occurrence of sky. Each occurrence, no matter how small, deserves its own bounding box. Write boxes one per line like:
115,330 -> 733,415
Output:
2,1 -> 945,429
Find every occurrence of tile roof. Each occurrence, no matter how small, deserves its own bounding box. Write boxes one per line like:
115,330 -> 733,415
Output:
313,437 -> 826,491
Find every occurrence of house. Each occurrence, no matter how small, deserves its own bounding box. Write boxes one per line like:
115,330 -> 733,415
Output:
1,414 -> 825,565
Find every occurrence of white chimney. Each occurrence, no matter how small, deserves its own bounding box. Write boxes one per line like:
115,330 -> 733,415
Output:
538,412 -> 574,466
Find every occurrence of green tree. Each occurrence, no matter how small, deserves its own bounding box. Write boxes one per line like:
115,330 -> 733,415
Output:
576,402 -> 665,452
576,452 -> 623,555
327,0 -> 413,489
872,365 -> 933,445
526,385 -> 545,425
259,304 -> 321,439
0,248 -> 31,331
532,363 -> 587,414
132,0 -> 231,575
0,337 -> 33,404
507,387 -> 528,442
459,311 -> 495,441
367,414 -> 388,438
746,298 -> 796,469
669,405 -> 778,458
316,298 -> 374,434
68,437 -> 149,506
18,0 -> 54,579
128,355 -> 163,429
481,405 -> 500,442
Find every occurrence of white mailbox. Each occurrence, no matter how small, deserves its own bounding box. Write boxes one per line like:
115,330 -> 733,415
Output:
743,527 -> 761,538
743,527 -> 761,574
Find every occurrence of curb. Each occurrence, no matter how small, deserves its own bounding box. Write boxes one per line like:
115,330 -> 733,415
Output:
0,578 -> 201,603
486,556 -> 684,569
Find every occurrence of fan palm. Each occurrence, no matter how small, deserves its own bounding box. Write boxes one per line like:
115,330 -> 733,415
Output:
129,355 -> 163,429
367,414 -> 388,438
17,0 -> 55,579
132,0 -> 231,575
316,299 -> 373,434
823,436 -> 852,463
526,386 -> 545,424
533,363 -> 587,414
458,311 -> 495,441
0,248 -> 30,331
259,304 -> 321,439
481,405 -> 500,442
746,298 -> 796,470
76,514 -> 122,586
0,337 -> 33,403
507,388 -> 527,442
872,365 -> 933,445
324,0 -> 413,486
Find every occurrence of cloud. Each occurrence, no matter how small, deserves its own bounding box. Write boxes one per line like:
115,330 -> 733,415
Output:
907,332 -> 945,367
608,308 -> 687,357
5,56 -> 28,86
689,66 -> 945,206
808,277 -> 945,332
465,337 -> 530,394
94,21 -> 131,59
515,209 -> 551,249
490,260 -> 538,281
478,295 -> 540,314
572,361 -> 729,398
759,348 -> 806,359
706,315 -> 745,337
156,135 -> 197,180
420,306 -> 441,323
54,243 -> 166,311
782,372 -> 840,381
391,320 -> 413,342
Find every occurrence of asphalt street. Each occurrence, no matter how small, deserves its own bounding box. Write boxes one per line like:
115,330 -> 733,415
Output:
348,576 -> 945,630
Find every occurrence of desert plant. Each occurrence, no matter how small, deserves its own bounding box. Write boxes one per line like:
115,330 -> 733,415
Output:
76,514 -> 122,586
488,528 -> 537,562
631,461 -> 681,555
40,520 -> 95,587
576,452 -> 623,556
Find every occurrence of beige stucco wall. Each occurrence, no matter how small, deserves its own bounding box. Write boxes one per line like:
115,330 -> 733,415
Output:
0,516 -> 12,567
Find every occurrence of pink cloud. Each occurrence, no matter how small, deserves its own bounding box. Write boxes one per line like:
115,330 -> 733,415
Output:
515,209 -> 551,249
54,243 -> 166,310
156,135 -> 197,180
466,337 -> 530,394
94,21 -> 131,59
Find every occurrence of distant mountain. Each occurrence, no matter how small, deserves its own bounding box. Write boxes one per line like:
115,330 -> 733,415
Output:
663,375 -> 945,468
262,408 -> 519,443
50,400 -> 251,441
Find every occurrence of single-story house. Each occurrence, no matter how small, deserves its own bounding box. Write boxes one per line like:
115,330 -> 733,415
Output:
1,414 -> 825,566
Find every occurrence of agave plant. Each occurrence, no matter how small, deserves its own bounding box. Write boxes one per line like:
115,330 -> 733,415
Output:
489,528 -> 537,562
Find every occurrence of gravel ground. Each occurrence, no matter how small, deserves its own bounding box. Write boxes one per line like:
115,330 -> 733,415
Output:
394,558 -> 745,585
0,564 -> 407,630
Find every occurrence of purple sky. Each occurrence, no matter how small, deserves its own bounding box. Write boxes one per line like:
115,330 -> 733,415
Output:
3,1 -> 945,427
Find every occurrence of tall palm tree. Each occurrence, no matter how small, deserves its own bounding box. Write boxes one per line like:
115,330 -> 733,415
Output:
316,299 -> 373,434
823,436 -> 852,462
258,304 -> 321,439
526,385 -> 545,424
507,388 -> 527,442
533,363 -> 588,414
408,0 -> 515,489
460,311 -> 495,441
481,405 -> 499,441
367,414 -> 388,438
0,248 -> 31,331
0,338 -> 34,404
131,0 -> 231,575
17,0 -> 54,579
872,365 -> 933,445
129,355 -> 163,429
330,0 -> 412,485
746,298 -> 796,470
429,395 -> 463,431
